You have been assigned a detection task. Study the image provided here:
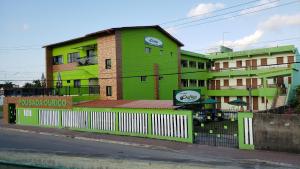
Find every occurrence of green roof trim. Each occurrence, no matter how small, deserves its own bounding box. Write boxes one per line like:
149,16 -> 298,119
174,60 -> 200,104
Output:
207,45 -> 296,60
181,50 -> 209,59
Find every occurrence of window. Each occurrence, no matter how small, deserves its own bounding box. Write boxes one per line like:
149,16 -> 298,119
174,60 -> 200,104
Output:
189,61 -> 197,68
276,57 -> 284,64
24,109 -> 32,117
236,60 -> 242,68
224,96 -> 229,103
198,62 -> 205,69
53,55 -> 63,65
105,59 -> 111,69
181,60 -> 188,68
145,47 -> 151,54
87,49 -> 96,57
181,79 -> 188,87
170,52 -> 173,56
74,80 -> 81,88
261,58 -> 267,66
223,79 -> 229,87
190,79 -> 197,87
214,62 -> 220,70
67,52 -> 79,63
141,76 -> 147,82
160,50 -> 163,55
261,97 -> 265,103
198,80 -> 205,87
223,62 -> 229,69
106,86 -> 112,96
237,79 -> 243,86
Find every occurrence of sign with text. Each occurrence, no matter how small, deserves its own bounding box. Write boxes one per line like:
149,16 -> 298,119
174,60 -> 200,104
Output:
15,96 -> 72,109
145,37 -> 163,47
173,89 -> 201,106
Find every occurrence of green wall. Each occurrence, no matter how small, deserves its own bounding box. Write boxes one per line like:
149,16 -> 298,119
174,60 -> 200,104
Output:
52,38 -> 99,87
121,28 -> 180,100
16,107 -> 194,143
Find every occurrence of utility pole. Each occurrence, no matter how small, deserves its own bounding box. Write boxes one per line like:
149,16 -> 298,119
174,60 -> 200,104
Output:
247,87 -> 253,113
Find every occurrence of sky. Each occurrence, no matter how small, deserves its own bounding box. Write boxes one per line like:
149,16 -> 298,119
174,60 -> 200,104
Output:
0,0 -> 300,85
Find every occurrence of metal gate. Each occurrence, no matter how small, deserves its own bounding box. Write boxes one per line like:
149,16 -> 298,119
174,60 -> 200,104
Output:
194,111 -> 238,148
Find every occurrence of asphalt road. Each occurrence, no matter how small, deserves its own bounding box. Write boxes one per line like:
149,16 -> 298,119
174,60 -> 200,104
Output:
0,129 -> 298,169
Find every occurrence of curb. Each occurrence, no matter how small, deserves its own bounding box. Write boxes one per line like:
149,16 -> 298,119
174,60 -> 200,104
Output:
0,127 -> 179,153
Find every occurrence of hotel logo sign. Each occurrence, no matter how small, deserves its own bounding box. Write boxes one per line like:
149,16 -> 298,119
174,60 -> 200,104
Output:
173,89 -> 201,106
145,37 -> 163,47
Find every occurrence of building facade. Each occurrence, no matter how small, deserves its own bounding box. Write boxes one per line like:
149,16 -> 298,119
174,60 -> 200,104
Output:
44,26 -> 183,101
44,25 -> 300,111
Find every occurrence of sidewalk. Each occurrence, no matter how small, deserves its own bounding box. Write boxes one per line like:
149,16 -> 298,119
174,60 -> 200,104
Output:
1,120 -> 300,167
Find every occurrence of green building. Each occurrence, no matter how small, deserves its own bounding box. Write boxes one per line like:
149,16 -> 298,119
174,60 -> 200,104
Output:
44,25 -> 300,111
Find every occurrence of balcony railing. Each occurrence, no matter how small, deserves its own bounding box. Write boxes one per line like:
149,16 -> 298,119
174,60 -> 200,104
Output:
210,63 -> 290,72
4,85 -> 100,97
77,56 -> 98,66
209,85 -> 266,90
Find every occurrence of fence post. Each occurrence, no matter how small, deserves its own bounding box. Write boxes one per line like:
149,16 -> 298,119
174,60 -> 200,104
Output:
238,112 -> 254,150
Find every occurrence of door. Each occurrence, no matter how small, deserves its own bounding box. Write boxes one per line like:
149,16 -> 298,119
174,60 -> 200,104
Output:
223,79 -> 229,87
251,59 -> 257,69
216,96 -> 221,109
246,60 -> 251,69
252,78 -> 257,88
246,78 -> 251,88
215,62 -> 220,71
211,80 -> 215,90
288,56 -> 294,67
261,58 -> 267,66
246,96 -> 250,110
8,103 -> 16,124
277,57 -> 284,65
223,62 -> 229,69
216,80 -> 221,90
253,97 -> 259,111
276,77 -> 284,86
88,78 -> 99,94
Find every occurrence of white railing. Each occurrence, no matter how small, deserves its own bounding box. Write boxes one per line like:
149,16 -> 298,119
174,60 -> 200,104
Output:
119,112 -> 148,134
91,111 -> 116,131
152,114 -> 188,138
39,109 -> 60,127
62,110 -> 88,128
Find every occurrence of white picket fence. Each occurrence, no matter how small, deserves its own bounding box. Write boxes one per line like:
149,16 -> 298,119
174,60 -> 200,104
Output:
39,109 -> 60,127
152,114 -> 188,138
91,111 -> 116,131
119,112 -> 148,134
37,109 -> 190,140
61,110 -> 88,128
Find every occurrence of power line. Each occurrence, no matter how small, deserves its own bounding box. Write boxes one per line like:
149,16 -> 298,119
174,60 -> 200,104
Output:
172,0 -> 300,30
192,36 -> 300,52
160,0 -> 262,25
0,62 -> 299,82
164,0 -> 280,28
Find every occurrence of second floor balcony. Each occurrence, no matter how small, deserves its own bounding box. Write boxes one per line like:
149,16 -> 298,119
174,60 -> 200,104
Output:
77,55 -> 98,66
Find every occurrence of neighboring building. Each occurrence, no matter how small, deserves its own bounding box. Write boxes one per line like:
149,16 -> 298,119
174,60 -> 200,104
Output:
44,25 -> 183,100
181,45 -> 300,111
43,25 -> 300,111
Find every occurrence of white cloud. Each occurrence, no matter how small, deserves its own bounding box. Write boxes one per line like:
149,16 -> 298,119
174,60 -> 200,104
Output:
214,13 -> 300,50
221,30 -> 264,49
187,3 -> 224,17
240,0 -> 279,15
259,13 -> 300,31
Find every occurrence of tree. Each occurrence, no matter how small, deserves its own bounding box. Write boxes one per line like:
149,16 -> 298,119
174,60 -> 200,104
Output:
0,82 -> 14,89
23,80 -> 43,88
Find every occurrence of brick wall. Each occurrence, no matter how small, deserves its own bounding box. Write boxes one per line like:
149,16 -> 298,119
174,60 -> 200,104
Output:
2,96 -> 73,124
98,34 -> 119,100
